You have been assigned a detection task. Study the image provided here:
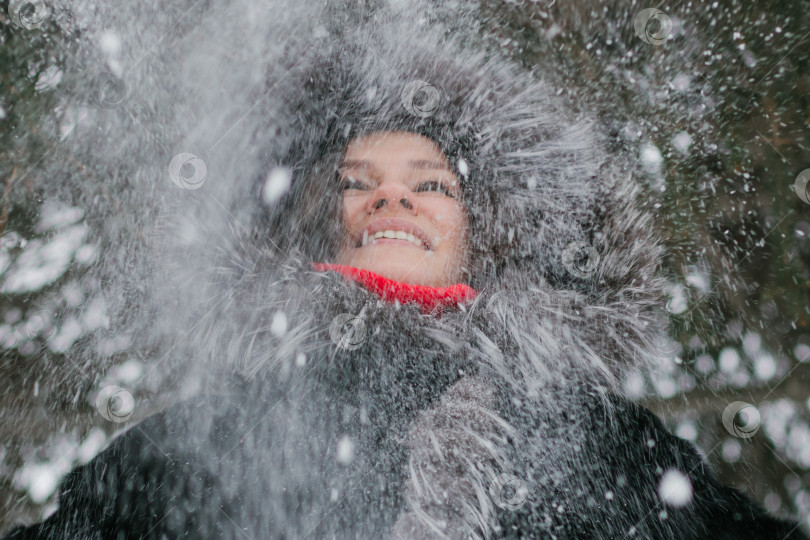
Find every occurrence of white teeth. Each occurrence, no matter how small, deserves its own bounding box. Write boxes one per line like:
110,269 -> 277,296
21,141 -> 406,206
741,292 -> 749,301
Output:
363,229 -> 424,248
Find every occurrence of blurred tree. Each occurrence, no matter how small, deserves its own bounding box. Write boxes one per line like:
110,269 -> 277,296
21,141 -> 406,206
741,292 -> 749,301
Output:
0,1 -> 177,529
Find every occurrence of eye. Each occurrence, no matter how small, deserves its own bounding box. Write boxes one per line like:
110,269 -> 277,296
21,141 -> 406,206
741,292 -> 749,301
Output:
415,180 -> 456,198
338,176 -> 369,191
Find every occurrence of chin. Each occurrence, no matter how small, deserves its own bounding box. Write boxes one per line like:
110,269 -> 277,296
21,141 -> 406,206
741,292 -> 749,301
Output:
356,258 -> 434,284
338,245 -> 451,286
369,264 -> 435,286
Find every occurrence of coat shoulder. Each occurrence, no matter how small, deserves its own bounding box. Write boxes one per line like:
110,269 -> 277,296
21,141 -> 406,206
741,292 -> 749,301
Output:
598,394 -> 809,539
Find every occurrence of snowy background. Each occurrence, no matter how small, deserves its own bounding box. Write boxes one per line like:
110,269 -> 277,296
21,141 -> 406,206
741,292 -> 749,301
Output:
0,0 -> 809,533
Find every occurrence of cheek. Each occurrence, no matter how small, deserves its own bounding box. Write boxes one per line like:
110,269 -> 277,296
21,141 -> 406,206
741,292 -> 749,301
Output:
342,196 -> 365,228
427,202 -> 467,245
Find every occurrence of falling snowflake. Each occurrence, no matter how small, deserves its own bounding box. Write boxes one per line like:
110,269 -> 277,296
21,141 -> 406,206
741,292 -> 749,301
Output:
658,469 -> 693,508
336,435 -> 355,465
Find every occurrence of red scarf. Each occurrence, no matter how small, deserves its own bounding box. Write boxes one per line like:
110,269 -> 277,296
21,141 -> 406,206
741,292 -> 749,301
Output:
311,263 -> 477,314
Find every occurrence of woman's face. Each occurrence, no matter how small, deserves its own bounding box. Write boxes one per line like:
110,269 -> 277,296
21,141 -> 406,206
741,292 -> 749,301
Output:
334,131 -> 469,287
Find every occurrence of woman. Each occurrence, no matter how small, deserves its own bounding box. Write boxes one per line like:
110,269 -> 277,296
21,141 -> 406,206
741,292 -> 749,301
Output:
4,12 -> 807,540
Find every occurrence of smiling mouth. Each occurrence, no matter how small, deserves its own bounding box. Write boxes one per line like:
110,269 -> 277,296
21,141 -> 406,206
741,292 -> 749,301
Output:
355,230 -> 431,250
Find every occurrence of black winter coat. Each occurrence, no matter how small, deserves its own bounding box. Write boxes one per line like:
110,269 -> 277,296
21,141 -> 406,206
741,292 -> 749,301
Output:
3,352 -> 807,539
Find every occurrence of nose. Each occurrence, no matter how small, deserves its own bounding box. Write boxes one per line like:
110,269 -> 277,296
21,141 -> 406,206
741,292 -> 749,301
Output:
365,180 -> 417,214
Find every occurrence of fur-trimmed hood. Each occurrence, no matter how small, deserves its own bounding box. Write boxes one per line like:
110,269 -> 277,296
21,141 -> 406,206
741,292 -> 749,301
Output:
139,1 -> 670,538
152,0 -> 668,387
128,2 -> 673,537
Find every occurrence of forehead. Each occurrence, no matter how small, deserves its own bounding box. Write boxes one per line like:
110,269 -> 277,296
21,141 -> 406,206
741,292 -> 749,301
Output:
341,131 -> 450,169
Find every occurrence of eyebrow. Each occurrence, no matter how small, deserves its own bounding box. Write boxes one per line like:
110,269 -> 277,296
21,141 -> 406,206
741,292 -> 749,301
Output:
339,159 -> 450,171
